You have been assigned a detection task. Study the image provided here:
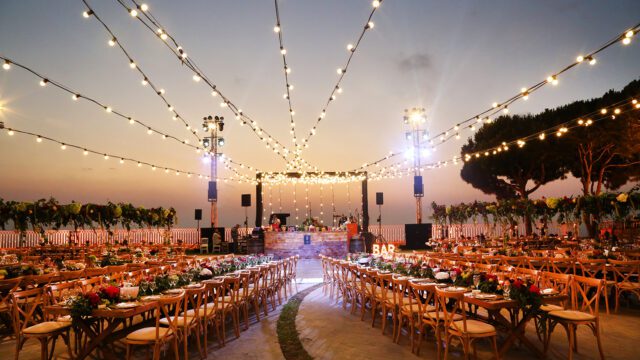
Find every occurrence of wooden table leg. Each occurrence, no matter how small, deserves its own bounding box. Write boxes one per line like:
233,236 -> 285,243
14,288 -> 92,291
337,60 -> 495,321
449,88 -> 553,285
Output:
74,318 -> 123,360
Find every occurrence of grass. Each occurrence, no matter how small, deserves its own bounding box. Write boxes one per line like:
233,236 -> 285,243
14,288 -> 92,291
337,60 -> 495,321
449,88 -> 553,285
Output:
276,283 -> 322,360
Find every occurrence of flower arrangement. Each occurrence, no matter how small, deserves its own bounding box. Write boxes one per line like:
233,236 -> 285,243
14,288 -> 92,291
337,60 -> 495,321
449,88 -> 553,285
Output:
453,269 -> 473,287
504,278 -> 541,310
64,262 -> 86,271
477,274 -> 502,294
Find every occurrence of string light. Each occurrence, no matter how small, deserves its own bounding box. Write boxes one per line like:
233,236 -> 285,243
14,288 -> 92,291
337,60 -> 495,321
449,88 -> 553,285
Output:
358,22 -> 640,171
81,1 -> 201,143
0,55 -> 208,154
114,0 -> 301,166
2,60 -> 10,70
300,0 -> 383,152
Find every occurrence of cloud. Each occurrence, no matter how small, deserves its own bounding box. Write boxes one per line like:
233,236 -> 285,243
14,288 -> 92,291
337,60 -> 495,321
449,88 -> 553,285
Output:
397,52 -> 433,72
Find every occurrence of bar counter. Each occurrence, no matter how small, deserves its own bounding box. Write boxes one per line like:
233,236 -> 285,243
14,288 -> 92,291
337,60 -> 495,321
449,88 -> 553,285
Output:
264,231 -> 348,259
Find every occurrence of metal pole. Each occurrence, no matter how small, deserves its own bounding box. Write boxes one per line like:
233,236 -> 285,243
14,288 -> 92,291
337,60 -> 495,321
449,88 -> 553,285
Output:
210,124 -> 218,227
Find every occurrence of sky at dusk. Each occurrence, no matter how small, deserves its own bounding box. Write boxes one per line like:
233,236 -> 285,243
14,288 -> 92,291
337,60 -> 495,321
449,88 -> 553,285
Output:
1,0 -> 639,227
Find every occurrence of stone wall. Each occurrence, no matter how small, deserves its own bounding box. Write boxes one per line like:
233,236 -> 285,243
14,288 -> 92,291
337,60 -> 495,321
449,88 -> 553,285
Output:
264,231 -> 348,259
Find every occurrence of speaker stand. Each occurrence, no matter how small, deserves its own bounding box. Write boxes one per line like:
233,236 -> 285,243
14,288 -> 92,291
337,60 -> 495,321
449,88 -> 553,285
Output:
376,204 -> 386,243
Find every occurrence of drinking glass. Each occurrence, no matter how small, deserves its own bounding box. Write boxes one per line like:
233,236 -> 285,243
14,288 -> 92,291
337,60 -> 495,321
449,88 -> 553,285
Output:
503,284 -> 511,299
473,275 -> 481,289
449,271 -> 457,283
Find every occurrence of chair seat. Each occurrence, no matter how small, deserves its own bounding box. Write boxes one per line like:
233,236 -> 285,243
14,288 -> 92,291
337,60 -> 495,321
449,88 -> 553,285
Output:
548,310 -> 596,321
126,327 -> 173,341
402,303 -> 436,313
23,321 -> 71,335
450,319 -> 495,334
184,306 -> 215,317
425,311 -> 463,321
540,304 -> 564,312
160,316 -> 194,326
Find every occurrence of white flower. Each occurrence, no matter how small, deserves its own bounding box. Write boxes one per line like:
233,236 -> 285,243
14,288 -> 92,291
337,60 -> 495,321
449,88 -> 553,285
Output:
432,267 -> 441,274
435,272 -> 450,280
616,193 -> 628,203
199,268 -> 212,277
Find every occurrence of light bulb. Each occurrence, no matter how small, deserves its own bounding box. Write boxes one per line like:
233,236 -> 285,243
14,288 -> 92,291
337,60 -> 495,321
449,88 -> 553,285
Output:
336,87 -> 343,94
367,21 -> 374,29
622,37 -> 631,45
105,106 -> 112,113
2,60 -> 10,70
337,68 -> 343,74
168,105 -> 174,112
347,44 -> 354,51
36,136 -> 42,142
72,94 -> 79,101
274,25 -> 281,33
130,9 -> 138,17
83,150 -> 88,155
280,47 -> 287,55
160,33 -> 168,40
147,128 -> 153,135
141,78 -> 148,86
108,38 -> 116,46
140,4 -> 149,11
193,74 -> 201,82
372,0 -> 380,8
285,67 -> 291,74
492,102 -> 498,108
625,30 -> 634,38
104,155 -> 110,160
129,118 -> 135,124
129,61 -> 136,69
159,88 -> 165,94
40,79 -> 48,86
211,91 -> 218,97
60,144 -> 66,150
137,162 -> 142,167
588,57 -> 596,65
7,130 -> 14,136
82,10 -> 93,18
576,55 -> 584,62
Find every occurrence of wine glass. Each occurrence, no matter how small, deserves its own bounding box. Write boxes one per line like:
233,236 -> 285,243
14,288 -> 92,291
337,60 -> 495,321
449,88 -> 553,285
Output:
503,284 -> 511,299
473,275 -> 481,290
449,271 -> 457,283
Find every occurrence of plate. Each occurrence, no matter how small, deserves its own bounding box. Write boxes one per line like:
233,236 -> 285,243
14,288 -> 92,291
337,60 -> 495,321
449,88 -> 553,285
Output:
141,295 -> 161,302
113,302 -> 138,309
410,279 -> 435,284
476,294 -> 498,300
541,288 -> 558,295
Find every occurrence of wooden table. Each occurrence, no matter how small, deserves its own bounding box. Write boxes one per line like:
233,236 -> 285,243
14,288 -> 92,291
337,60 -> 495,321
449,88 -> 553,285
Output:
46,301 -> 157,360
465,293 -> 567,358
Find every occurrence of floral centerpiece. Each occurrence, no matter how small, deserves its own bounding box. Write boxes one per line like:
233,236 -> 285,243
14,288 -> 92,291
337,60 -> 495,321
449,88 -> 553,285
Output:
504,278 -> 541,310
477,274 -> 502,294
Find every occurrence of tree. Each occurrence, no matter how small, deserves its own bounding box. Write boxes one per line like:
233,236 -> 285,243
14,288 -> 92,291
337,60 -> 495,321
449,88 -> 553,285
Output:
460,114 -> 570,234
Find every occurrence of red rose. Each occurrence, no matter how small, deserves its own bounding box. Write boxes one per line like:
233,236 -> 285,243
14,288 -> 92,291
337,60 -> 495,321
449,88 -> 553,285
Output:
512,279 -> 523,289
529,285 -> 540,294
101,285 -> 120,300
86,292 -> 101,307
453,268 -> 462,275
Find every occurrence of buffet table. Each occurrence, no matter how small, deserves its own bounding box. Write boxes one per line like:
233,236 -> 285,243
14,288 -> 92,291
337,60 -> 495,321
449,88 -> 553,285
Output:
264,231 -> 348,259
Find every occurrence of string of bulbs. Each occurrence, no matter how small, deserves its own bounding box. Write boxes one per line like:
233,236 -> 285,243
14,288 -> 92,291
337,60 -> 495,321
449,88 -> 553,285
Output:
273,0 -> 299,152
112,0 -> 311,169
0,55 -> 204,154
1,125 -> 233,181
300,0 -> 383,150
364,97 -> 640,180
81,0 -> 201,143
357,22 -> 640,172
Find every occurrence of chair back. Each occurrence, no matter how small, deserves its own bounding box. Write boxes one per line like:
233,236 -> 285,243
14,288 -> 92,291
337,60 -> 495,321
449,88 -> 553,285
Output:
80,276 -> 104,293
184,285 -> 205,327
61,269 -> 84,281
10,287 -> 45,338
44,281 -> 80,307
154,291 -> 185,342
84,267 -> 106,278
434,287 -> 468,333
607,259 -> 640,285
408,282 -> 435,317
391,276 -> 409,308
221,276 -> 240,308
576,259 -> 606,278
571,275 -> 603,316
549,258 -> 574,274
0,278 -> 23,313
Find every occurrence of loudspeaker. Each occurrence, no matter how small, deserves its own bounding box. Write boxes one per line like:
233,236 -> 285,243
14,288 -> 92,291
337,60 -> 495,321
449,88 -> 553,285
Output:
413,176 -> 424,196
208,181 -> 217,201
403,223 -> 432,250
194,209 -> 202,220
375,192 -> 384,205
241,194 -> 251,207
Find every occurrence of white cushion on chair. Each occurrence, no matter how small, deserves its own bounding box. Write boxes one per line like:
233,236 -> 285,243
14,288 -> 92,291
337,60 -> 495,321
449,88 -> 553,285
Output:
160,316 -> 194,326
126,327 -> 173,341
23,321 -> 71,334
540,304 -> 564,312
450,319 -> 495,334
548,310 -> 596,321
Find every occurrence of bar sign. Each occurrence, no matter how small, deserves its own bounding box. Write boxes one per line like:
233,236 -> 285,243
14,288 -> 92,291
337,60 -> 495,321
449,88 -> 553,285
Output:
303,234 -> 311,245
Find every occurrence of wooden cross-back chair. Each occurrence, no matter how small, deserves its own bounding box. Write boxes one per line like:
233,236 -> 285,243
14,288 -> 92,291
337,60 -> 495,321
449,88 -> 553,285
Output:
11,287 -> 73,360
607,259 -> 640,312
